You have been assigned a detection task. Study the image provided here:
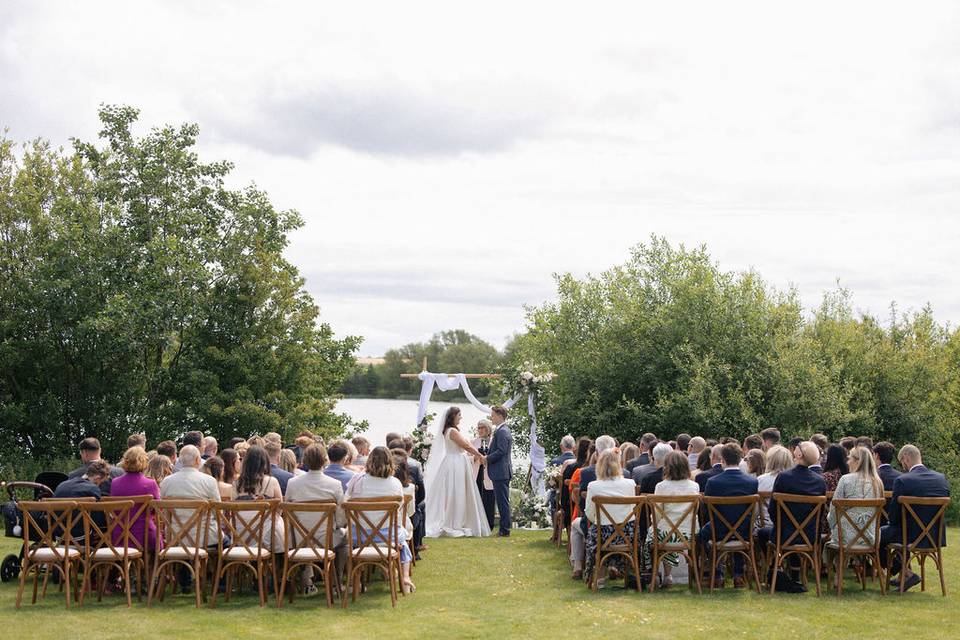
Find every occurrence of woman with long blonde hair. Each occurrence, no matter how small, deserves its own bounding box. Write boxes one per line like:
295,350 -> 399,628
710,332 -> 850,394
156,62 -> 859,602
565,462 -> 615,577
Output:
827,446 -> 884,546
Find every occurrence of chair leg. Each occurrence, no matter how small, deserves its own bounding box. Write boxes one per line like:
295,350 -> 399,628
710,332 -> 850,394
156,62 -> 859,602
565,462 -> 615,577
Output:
748,550 -> 761,595
15,557 -> 29,609
920,555 -> 926,592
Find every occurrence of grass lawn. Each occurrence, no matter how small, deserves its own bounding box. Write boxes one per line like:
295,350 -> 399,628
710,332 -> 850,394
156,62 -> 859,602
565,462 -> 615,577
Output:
0,529 -> 958,639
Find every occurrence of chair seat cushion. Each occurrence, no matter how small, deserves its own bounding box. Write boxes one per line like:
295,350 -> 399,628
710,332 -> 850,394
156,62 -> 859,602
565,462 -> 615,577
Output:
159,546 -> 208,560
287,548 -> 334,562
30,546 -> 80,561
223,546 -> 271,560
825,541 -> 874,551
92,547 -> 143,560
712,541 -> 749,551
353,545 -> 399,560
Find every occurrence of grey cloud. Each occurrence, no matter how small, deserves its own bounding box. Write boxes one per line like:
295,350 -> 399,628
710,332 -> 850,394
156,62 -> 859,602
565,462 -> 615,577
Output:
194,83 -> 546,158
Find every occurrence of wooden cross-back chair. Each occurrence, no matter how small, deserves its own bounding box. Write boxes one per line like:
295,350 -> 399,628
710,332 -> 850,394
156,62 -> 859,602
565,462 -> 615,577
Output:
343,497 -> 404,608
702,495 -> 761,593
401,493 -> 416,567
768,493 -> 827,595
78,500 -> 145,606
887,496 -> 951,596
825,498 -> 885,596
647,495 -> 701,594
15,500 -> 82,608
211,500 -> 277,607
100,494 -> 155,585
590,495 -> 645,593
149,499 -> 210,608
278,501 -> 338,608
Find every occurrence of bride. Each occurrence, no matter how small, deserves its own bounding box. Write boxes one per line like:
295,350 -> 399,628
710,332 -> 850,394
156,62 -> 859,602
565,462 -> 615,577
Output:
424,406 -> 492,537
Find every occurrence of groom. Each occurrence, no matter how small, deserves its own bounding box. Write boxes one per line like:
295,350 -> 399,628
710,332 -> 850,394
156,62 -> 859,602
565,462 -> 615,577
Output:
485,405 -> 513,537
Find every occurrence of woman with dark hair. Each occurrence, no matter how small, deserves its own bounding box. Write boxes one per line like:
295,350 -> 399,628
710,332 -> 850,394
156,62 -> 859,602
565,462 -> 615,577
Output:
392,449 -> 416,542
692,445 -> 713,478
235,445 -> 284,551
220,448 -> 240,487
203,455 -> 234,500
561,438 -> 592,528
822,443 -> 849,494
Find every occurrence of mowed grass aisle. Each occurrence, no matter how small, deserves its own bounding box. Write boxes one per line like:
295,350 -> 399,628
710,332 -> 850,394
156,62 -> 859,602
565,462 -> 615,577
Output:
1,530 -> 959,639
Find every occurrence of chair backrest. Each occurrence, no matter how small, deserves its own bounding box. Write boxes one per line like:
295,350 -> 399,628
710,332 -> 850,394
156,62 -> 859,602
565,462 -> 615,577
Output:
153,499 -> 209,552
18,500 -> 77,560
897,496 -> 950,551
831,498 -> 884,550
401,493 -> 414,529
591,495 -> 645,553
343,499 -> 400,562
79,500 -> 135,559
281,501 -> 337,553
703,495 -> 759,547
771,493 -> 826,550
213,501 -> 273,555
648,495 -> 700,542
100,494 -> 153,552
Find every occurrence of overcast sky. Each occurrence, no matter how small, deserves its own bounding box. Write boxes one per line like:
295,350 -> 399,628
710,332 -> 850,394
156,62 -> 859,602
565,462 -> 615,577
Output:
3,1 -> 959,355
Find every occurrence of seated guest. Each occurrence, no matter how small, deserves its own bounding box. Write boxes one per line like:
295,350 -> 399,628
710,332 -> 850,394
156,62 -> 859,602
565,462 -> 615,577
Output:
738,434 -> 763,472
67,437 -> 123,496
111,446 -> 161,549
676,433 -> 691,455
855,436 -> 874,449
561,438 -> 591,535
227,436 -> 246,450
687,436 -> 706,470
264,432 -> 283,446
639,443 -> 673,495
402,435 -> 422,473
625,433 -> 657,474
325,440 -> 358,491
235,445 -> 284,553
220,448 -> 240,488
285,444 -> 347,592
755,441 -> 826,590
743,450 -> 765,477
786,437 -> 803,456
839,436 -> 856,454
873,441 -> 901,491
700,443 -> 758,588
173,431 -> 204,470
756,445 -> 793,528
577,436 -> 620,527
879,445 -> 950,591
828,446 -> 883,546
393,449 -> 417,541
265,439 -> 294,495
692,445 -> 714,479
810,434 -> 830,465
822,444 -> 848,494
346,446 -> 416,593
552,435 -> 576,466
201,436 -> 218,461
760,427 -> 781,451
582,449 -> 637,585
202,456 -> 235,501
647,451 -> 699,587
146,454 -> 173,485
695,444 -> 724,492
351,436 -> 371,468
620,443 -> 640,469
156,440 -> 177,465
127,433 -> 147,449
55,459 -> 110,537
279,449 -> 303,476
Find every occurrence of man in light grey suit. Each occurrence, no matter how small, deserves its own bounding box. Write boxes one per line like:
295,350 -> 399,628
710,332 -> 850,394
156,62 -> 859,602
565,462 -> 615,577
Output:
484,405 -> 513,537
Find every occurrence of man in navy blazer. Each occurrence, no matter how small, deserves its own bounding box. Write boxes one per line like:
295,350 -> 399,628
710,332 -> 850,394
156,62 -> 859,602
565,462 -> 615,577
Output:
873,441 -> 902,491
699,443 -> 758,586
695,445 -> 724,492
485,405 -> 514,536
879,445 -> 950,590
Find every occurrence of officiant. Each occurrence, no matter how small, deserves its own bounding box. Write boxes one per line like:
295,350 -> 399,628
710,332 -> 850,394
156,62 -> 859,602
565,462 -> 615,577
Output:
472,419 -> 497,530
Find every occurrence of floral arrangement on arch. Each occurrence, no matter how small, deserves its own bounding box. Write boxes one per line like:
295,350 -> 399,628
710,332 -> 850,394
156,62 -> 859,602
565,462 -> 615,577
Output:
544,463 -> 564,491
512,362 -> 555,393
411,412 -> 436,464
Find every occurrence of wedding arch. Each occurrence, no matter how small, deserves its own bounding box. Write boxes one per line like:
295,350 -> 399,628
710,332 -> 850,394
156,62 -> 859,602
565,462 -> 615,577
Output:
402,360 -> 547,495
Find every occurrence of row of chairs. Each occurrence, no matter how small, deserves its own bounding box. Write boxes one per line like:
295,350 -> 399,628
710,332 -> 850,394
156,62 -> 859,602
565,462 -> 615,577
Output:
15,494 -> 413,609
558,491 -> 949,596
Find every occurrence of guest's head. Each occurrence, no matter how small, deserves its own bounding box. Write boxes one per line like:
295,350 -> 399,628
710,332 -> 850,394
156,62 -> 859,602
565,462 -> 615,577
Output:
795,441 -> 820,467
710,443 -> 724,466
201,436 -> 218,458
279,448 -> 298,473
575,437 -> 593,466
156,440 -> 177,462
595,435 -> 617,455
620,443 -> 640,468
652,442 -> 672,468
79,437 -> 102,463
393,450 -> 410,486
387,437 -> 403,450
688,437 -> 706,454
402,435 -> 414,454
247,435 -> 265,448
743,434 -> 763,452
744,449 -> 765,476
182,431 -> 203,449
302,444 -> 327,472
126,433 -> 146,449
810,433 -> 830,453
676,433 -> 691,453
179,445 -> 202,469
145,455 -> 173,484
385,432 -> 402,447
227,437 -> 246,450
823,444 -> 849,475
560,435 -> 575,452
787,437 -> 803,454
764,445 -> 793,475
221,448 -> 240,484
697,446 -> 714,473
849,446 -> 883,496
237,445 -> 270,494
639,433 -> 657,453
264,439 -> 282,465
855,436 -> 874,449
366,446 -> 395,479
873,441 -> 896,467
595,449 -> 622,481
343,440 -> 359,465
667,440 -> 678,450
119,446 -> 148,474
490,405 -> 508,426
204,456 -> 225,482
720,442 -> 743,468
897,444 -> 922,470
84,459 -> 111,485
352,436 -> 371,456
663,451 -> 691,481
328,440 -> 349,465
264,432 -> 282,446
761,427 -> 781,450
839,436 -> 856,453
234,441 -> 249,460
477,419 -> 494,440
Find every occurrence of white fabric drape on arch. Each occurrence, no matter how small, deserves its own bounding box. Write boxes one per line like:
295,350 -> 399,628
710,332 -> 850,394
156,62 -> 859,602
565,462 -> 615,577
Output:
415,371 -> 546,497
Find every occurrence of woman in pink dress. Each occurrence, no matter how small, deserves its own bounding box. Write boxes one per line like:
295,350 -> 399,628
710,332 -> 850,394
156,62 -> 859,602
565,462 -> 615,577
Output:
111,446 -> 161,549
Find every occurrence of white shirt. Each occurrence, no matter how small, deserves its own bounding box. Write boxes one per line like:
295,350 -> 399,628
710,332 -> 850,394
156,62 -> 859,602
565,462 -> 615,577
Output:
653,478 -> 700,534
346,474 -> 404,525
285,470 -> 346,528
584,477 -> 637,524
159,467 -> 221,545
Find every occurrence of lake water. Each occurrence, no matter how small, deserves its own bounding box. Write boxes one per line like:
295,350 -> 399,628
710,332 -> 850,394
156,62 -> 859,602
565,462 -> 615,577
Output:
335,397 -> 492,444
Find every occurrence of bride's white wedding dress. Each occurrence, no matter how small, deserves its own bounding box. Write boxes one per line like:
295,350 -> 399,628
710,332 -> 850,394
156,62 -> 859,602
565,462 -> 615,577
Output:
424,426 -> 492,538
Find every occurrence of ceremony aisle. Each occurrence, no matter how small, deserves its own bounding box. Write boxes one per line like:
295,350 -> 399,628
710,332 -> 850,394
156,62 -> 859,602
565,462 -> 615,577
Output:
1,531 -> 959,639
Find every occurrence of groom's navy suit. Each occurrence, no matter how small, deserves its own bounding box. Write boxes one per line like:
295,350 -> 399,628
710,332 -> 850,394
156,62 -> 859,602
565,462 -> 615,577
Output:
486,422 -> 513,535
